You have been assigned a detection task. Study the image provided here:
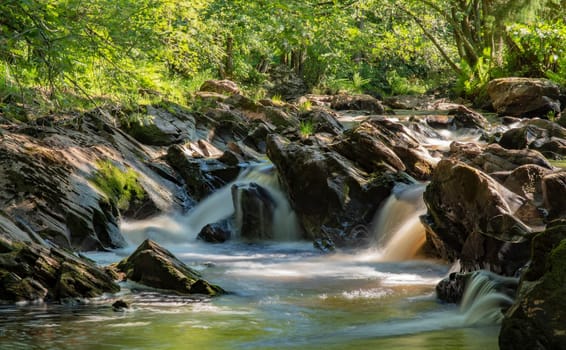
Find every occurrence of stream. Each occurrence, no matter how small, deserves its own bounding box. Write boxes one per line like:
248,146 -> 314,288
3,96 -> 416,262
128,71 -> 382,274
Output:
0,112 -> 503,349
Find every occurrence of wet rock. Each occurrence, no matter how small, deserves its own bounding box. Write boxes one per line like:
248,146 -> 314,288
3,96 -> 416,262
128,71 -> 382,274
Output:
436,270 -> 518,304
499,119 -> 566,159
542,171 -> 566,221
199,79 -> 240,95
197,222 -> 231,243
487,78 -> 561,118
115,239 -> 224,296
422,159 -> 534,275
452,143 -> 553,173
165,145 -> 239,200
0,236 -> 119,303
330,94 -> 385,114
332,119 -> 435,180
448,105 -> 489,129
267,134 -> 405,246
232,182 -> 276,240
499,219 -> 566,350
112,299 -> 130,311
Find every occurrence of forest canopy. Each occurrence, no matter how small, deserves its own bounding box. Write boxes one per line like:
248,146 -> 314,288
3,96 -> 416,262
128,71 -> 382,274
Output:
0,0 -> 565,119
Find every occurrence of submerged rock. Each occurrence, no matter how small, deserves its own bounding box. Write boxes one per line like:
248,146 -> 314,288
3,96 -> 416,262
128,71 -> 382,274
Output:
422,159 -> 533,275
0,236 -> 119,303
499,219 -> 566,350
115,239 -> 224,296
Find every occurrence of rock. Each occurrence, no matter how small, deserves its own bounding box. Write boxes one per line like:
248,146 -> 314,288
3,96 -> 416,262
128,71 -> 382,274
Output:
266,65 -> 308,100
197,222 -> 231,243
332,119 -> 435,180
330,94 -> 385,114
499,119 -> 566,159
487,78 -> 561,118
0,236 -> 119,303
123,104 -> 196,146
542,171 -> 566,220
453,143 -> 553,173
436,270 -> 518,304
448,105 -> 489,129
422,159 -> 534,275
232,182 -> 276,240
0,130 -> 124,250
225,94 -> 262,112
499,219 -> 566,350
165,145 -> 239,201
263,106 -> 299,129
503,164 -> 551,203
199,80 -> 240,95
266,134 -> 405,246
299,107 -> 344,136
115,239 -> 224,296
112,299 -> 130,311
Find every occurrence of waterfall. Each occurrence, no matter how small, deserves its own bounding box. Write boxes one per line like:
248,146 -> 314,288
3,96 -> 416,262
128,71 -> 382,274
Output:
459,271 -> 516,326
122,162 -> 300,245
370,183 -> 427,261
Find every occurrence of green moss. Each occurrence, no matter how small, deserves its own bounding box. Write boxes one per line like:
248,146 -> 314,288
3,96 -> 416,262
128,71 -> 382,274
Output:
90,160 -> 145,211
547,239 -> 566,287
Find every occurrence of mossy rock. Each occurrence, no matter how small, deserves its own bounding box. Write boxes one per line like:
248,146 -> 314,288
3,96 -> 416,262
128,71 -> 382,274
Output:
115,239 -> 224,296
0,236 -> 119,303
499,219 -> 566,350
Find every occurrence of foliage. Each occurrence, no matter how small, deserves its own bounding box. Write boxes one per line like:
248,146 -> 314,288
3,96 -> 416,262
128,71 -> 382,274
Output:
507,21 -> 566,77
299,119 -> 314,138
298,100 -> 312,113
90,160 -> 145,211
0,0 -> 564,118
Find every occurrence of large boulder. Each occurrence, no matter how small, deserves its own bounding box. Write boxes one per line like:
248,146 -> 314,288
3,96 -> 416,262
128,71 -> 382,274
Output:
451,143 -> 553,173
330,94 -> 385,114
115,239 -> 224,296
422,159 -> 534,275
332,119 -> 435,180
266,134 -> 405,246
0,236 -> 119,303
487,78 -> 561,118
0,130 -> 124,250
499,219 -> 566,350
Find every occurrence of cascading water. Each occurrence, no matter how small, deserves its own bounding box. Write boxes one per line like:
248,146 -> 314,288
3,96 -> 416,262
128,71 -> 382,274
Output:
459,271 -> 517,326
370,183 -> 428,261
122,162 -> 300,245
